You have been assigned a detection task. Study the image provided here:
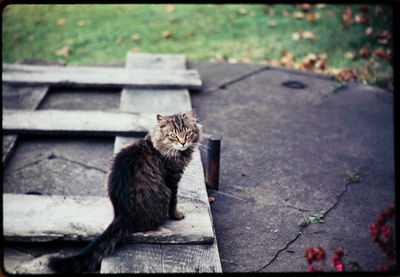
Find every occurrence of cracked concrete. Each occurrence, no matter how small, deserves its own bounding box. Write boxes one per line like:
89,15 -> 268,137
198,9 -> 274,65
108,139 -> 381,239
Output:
2,60 -> 394,273
189,61 -> 394,272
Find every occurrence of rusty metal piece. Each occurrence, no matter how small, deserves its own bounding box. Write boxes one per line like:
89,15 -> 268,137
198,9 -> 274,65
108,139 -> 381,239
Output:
205,136 -> 222,190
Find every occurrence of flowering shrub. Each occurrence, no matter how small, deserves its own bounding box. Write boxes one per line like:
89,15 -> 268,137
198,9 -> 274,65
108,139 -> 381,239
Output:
305,205 -> 396,272
368,205 -> 396,271
305,246 -> 345,272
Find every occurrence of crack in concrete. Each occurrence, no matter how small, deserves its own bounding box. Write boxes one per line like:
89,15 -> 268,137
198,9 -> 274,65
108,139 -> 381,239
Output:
9,154 -> 107,174
284,204 -> 314,213
203,66 -> 269,93
254,179 -> 355,272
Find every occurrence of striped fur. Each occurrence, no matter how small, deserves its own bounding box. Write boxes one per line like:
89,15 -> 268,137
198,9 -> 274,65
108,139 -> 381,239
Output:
48,110 -> 202,273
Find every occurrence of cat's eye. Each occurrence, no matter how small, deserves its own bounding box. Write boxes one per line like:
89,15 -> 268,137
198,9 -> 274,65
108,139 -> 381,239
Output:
170,134 -> 178,139
186,131 -> 193,136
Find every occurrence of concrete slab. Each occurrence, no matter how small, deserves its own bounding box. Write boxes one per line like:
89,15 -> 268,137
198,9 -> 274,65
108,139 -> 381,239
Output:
189,62 -> 394,272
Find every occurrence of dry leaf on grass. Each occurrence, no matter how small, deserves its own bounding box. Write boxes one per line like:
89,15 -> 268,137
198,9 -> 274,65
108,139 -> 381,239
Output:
365,27 -> 373,35
344,51 -> 355,59
336,69 -> 359,82
342,7 -> 352,25
162,31 -> 172,38
165,5 -> 175,13
55,47 -> 71,57
57,19 -> 66,27
296,4 -> 311,12
293,11 -> 305,19
373,48 -> 391,60
131,33 -> 140,41
359,47 -> 370,58
237,8 -> 247,15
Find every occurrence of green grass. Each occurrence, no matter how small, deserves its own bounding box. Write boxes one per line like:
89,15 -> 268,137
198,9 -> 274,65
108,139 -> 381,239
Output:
2,4 -> 393,89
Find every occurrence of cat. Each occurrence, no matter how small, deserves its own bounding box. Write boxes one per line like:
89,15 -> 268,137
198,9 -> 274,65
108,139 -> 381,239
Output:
48,109 -> 202,273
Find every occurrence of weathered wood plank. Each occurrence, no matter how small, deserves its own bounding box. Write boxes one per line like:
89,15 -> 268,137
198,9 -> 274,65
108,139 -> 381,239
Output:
3,64 -> 202,89
3,193 -> 214,243
3,109 -> 154,136
101,242 -> 221,273
2,84 -> 49,166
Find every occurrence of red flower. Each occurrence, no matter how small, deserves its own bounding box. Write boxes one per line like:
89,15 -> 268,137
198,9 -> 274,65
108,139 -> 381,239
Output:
332,247 -> 345,272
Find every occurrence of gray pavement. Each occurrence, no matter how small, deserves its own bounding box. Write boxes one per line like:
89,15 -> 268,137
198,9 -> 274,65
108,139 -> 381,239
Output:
3,59 -> 395,273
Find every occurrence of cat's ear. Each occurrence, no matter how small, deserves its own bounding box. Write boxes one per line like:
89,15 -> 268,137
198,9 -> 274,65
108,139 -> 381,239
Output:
156,114 -> 169,128
183,109 -> 196,120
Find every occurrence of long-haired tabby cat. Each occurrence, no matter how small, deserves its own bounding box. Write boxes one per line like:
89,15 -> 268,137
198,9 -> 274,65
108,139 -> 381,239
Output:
48,109 -> 202,273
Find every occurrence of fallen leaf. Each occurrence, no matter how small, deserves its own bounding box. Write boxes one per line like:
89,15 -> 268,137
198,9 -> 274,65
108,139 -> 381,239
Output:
131,33 -> 140,41
186,30 -> 196,36
162,31 -> 172,38
342,7 -> 352,25
293,11 -> 305,19
267,20 -> 277,27
130,47 -> 140,52
55,47 -> 71,57
115,38 -> 124,44
292,32 -> 301,40
318,53 -> 328,60
336,69 -> 358,82
354,13 -> 371,24
296,4 -> 311,11
306,12 -> 319,21
282,10 -> 289,16
228,58 -> 238,63
57,19 -> 66,27
373,48 -> 390,59
316,4 -> 326,9
165,5 -> 175,13
327,10 -> 335,17
302,31 -> 317,40
237,8 -> 247,15
378,38 -> 389,44
359,47 -> 370,58
344,51 -> 355,59
365,27 -> 373,35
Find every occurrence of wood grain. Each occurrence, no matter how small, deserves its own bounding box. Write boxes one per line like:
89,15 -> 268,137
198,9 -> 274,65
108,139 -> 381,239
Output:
3,193 -> 214,243
3,64 -> 202,89
3,109 -> 154,136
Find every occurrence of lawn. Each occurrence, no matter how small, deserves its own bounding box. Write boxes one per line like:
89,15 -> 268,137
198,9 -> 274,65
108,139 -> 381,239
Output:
2,4 -> 393,90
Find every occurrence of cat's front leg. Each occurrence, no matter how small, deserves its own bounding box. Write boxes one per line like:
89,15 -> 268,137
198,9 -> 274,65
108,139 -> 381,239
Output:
167,174 -> 185,220
169,185 -> 185,220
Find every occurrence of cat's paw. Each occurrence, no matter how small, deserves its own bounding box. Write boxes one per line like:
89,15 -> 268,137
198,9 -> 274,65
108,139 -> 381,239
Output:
170,210 -> 185,220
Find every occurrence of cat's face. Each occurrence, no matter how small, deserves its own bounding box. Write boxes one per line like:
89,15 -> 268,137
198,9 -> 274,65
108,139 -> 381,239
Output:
150,109 -> 202,154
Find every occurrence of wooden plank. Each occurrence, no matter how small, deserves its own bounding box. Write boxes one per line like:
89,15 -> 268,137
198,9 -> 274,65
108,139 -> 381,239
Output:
3,64 -> 202,89
3,193 -> 214,244
103,53 -> 221,273
2,84 -> 49,165
3,109 -> 154,136
101,243 -> 221,273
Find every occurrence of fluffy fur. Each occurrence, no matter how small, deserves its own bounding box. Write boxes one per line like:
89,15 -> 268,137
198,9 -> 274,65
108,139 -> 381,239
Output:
48,109 -> 202,273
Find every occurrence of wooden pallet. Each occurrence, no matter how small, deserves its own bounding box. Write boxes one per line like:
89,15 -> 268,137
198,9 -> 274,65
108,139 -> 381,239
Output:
2,53 -> 221,273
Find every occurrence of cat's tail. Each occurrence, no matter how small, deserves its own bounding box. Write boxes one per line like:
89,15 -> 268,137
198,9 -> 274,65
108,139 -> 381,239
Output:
48,215 -> 129,273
